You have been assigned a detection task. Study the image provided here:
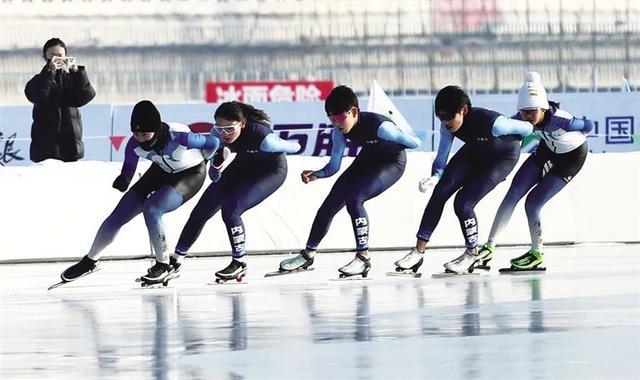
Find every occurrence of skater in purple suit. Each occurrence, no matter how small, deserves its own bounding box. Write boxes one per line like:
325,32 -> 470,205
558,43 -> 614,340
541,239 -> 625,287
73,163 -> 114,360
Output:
278,85 -> 421,278
58,100 -> 219,286
394,85 -> 534,275
172,101 -> 300,283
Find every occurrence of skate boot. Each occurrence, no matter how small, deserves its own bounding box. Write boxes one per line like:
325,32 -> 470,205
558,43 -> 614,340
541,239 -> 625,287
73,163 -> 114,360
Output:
474,243 -> 494,270
215,259 -> 248,284
279,250 -> 314,272
140,261 -> 174,286
509,249 -> 543,270
338,254 -> 371,278
393,248 -> 424,273
169,255 -> 182,273
61,255 -> 99,282
443,249 -> 480,274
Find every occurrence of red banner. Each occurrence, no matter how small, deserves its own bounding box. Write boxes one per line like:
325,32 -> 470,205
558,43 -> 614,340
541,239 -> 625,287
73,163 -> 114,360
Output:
205,80 -> 334,103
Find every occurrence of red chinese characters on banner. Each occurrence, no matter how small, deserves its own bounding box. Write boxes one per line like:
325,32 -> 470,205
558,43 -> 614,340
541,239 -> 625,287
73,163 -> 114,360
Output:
205,81 -> 334,103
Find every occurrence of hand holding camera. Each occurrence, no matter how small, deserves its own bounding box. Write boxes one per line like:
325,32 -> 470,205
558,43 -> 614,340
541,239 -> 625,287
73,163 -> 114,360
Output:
50,56 -> 77,73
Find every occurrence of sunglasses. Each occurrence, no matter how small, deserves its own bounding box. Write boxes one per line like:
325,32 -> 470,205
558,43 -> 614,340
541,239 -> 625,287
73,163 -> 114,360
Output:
214,122 -> 241,135
437,112 -> 456,121
327,111 -> 350,123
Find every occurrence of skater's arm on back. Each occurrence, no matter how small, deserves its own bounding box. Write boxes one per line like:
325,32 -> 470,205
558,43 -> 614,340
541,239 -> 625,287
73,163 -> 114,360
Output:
313,128 -> 346,178
173,131 -> 221,151
567,117 -> 595,135
377,121 -> 421,149
492,115 -> 533,137
260,133 -> 302,154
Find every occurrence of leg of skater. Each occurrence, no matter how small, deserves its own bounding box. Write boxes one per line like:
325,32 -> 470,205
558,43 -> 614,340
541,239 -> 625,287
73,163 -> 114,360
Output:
338,160 -> 405,277
216,170 -> 286,280
443,156 -> 519,274
61,190 -> 144,282
477,156 -> 543,264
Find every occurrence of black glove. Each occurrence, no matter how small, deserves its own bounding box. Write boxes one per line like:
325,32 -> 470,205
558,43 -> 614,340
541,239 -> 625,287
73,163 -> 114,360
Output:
112,174 -> 131,192
209,165 -> 222,183
212,146 -> 230,169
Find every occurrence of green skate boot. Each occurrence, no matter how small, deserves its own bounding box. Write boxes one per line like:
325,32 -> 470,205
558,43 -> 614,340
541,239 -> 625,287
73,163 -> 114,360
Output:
499,249 -> 546,274
474,243 -> 494,270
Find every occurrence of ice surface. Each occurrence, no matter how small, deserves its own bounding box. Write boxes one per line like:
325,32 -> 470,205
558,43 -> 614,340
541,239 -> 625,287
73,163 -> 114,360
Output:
1,244 -> 639,379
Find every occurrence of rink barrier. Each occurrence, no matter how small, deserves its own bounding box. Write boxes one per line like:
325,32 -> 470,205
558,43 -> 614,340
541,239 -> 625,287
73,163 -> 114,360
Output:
2,241 -> 638,265
1,151 -> 638,262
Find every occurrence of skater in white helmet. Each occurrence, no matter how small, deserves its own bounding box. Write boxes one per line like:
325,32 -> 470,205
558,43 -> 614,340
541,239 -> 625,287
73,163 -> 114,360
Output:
476,71 -> 592,271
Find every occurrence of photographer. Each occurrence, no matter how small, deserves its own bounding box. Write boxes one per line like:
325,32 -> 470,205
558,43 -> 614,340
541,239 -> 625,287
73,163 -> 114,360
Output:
25,38 -> 95,163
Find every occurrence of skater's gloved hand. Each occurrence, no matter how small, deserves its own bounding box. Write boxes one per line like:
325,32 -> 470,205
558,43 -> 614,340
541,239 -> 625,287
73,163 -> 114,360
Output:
208,164 -> 222,182
418,176 -> 439,193
112,174 -> 131,192
212,146 -> 230,170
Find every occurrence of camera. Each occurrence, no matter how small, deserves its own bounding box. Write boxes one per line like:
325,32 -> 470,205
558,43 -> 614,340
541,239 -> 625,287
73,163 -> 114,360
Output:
52,56 -> 76,72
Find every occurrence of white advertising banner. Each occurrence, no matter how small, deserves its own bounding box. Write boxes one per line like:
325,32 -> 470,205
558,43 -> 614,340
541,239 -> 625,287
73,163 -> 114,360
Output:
1,92 -> 638,166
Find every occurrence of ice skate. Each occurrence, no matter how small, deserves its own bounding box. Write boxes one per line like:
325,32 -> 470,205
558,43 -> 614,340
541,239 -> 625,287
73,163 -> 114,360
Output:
474,243 -> 494,270
432,250 -> 482,278
337,254 -> 371,279
499,250 -> 546,274
214,259 -> 248,284
391,248 -> 424,275
268,250 -> 315,277
49,255 -> 101,290
138,261 -> 177,287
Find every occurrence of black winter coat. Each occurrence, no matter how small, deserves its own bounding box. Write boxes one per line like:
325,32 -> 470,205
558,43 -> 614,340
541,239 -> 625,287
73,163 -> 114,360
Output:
24,65 -> 96,162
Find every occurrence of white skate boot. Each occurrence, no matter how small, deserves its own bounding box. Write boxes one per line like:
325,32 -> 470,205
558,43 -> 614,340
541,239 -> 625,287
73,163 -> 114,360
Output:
338,254 -> 371,278
443,250 -> 480,274
279,250 -> 314,272
393,248 -> 424,273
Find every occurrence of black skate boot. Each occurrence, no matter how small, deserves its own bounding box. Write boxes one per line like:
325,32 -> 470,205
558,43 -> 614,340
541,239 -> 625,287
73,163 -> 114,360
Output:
139,261 -> 174,286
61,255 -> 99,282
170,255 -> 182,273
215,259 -> 248,284
338,254 -> 371,279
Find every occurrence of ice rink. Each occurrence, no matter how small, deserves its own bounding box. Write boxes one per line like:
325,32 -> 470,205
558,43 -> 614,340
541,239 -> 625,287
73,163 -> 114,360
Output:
1,243 -> 639,380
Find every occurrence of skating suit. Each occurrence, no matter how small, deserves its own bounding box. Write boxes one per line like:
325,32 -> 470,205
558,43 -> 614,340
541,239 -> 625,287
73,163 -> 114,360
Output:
487,105 -> 592,250
416,107 -> 532,248
86,122 -> 220,263
176,121 -> 300,258
306,111 -> 421,251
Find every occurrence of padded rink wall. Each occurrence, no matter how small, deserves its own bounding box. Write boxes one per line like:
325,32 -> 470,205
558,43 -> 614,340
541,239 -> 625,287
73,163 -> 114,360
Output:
1,152 -> 638,262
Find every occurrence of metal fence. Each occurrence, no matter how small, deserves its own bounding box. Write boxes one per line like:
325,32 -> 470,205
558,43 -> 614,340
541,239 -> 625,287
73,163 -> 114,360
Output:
1,0 -> 639,103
